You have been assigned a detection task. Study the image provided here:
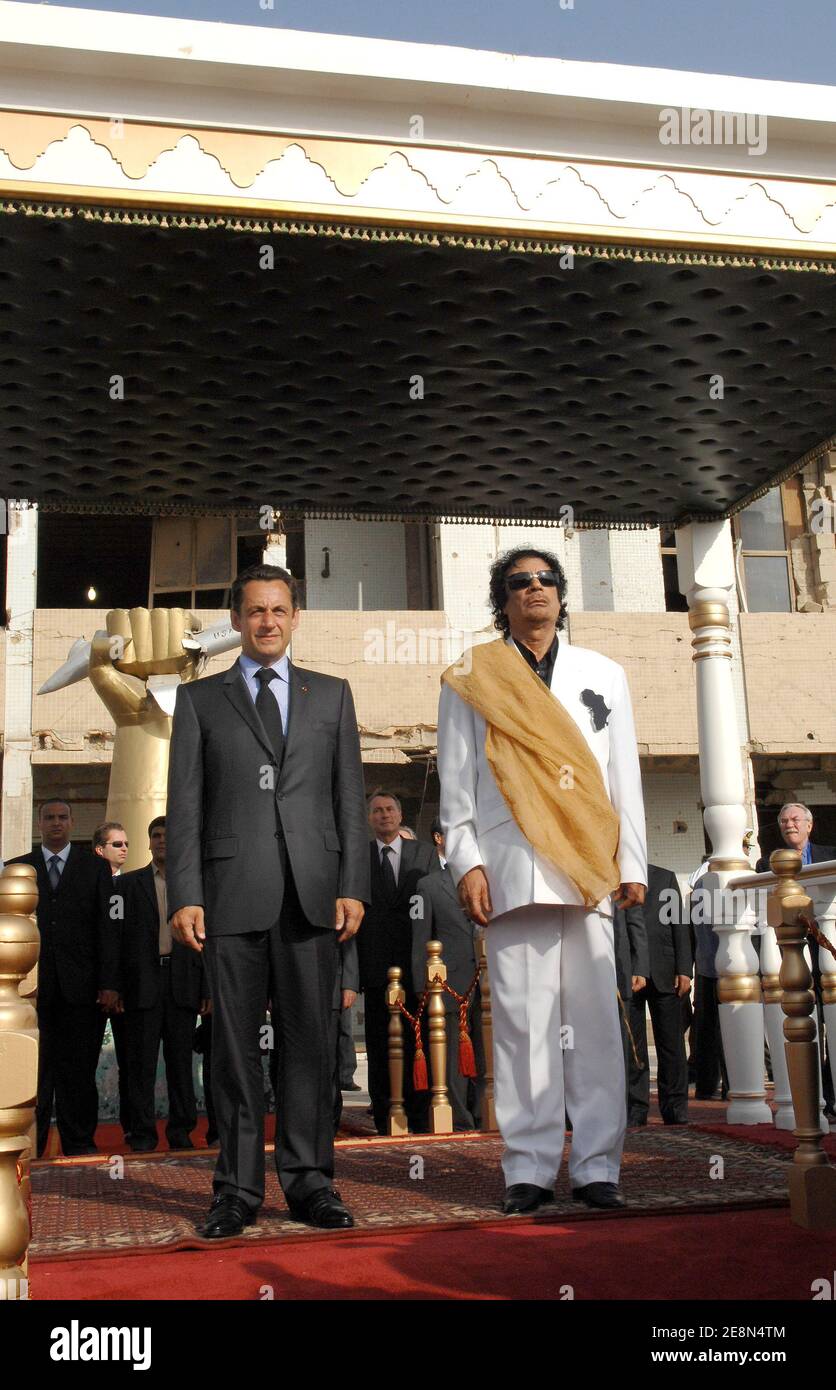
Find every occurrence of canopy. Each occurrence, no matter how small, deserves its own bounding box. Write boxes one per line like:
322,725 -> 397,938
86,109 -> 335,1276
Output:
2,200 -> 835,525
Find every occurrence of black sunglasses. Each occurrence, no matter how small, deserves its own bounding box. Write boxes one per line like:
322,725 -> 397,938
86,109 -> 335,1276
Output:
505,569 -> 560,593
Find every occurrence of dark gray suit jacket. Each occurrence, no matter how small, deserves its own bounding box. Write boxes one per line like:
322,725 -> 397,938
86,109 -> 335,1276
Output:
636,863 -> 692,993
166,657 -> 370,935
411,865 -> 480,1010
115,864 -> 204,1011
614,903 -> 649,1001
357,838 -> 441,991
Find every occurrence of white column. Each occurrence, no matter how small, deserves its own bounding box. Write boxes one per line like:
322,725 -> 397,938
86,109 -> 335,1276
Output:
676,520 -> 771,1124
2,503 -> 37,862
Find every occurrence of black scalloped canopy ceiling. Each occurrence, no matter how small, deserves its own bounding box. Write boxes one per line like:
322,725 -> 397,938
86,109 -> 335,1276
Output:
2,209 -> 836,523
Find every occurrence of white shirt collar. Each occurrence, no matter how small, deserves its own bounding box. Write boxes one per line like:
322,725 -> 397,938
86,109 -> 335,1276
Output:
239,651 -> 290,682
42,842 -> 72,866
376,835 -> 402,864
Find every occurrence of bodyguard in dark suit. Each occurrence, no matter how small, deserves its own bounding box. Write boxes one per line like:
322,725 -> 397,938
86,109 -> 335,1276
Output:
357,795 -> 441,1134
412,859 -> 485,1130
116,817 -> 207,1152
627,863 -> 693,1125
10,800 -> 120,1156
167,564 -> 369,1236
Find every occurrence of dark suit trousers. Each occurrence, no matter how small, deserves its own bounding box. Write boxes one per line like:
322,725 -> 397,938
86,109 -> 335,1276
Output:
693,974 -> 729,1098
446,990 -> 485,1131
37,998 -> 105,1155
124,965 -> 198,1147
628,983 -> 689,1121
205,869 -> 340,1209
363,987 -> 429,1134
338,1002 -> 358,1087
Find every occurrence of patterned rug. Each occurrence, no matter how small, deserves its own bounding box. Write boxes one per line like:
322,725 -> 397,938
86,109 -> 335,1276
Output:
30,1126 -> 793,1261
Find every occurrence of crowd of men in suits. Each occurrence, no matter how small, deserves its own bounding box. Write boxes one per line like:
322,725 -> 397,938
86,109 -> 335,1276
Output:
21,788 -> 833,1163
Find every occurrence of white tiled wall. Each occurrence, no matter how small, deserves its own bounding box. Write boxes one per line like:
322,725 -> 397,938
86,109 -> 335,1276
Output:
304,519 -> 408,610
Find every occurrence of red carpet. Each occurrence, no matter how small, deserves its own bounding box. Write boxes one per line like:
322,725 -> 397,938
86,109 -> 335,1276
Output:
31,1206 -> 833,1301
692,1121 -> 836,1155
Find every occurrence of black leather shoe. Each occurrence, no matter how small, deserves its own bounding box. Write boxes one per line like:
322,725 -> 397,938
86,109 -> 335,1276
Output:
288,1188 -> 354,1229
663,1117 -> 689,1126
128,1139 -> 157,1153
198,1194 -> 257,1239
501,1183 -> 555,1215
167,1135 -> 194,1150
627,1111 -> 647,1127
572,1182 -> 626,1209
341,1082 -> 362,1092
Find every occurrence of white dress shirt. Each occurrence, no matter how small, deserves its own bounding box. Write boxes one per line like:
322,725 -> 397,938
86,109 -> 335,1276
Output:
42,842 -> 72,874
238,651 -> 290,734
375,835 -> 402,886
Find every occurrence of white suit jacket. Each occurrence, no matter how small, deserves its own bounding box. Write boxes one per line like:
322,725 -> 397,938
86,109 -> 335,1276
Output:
437,636 -> 647,919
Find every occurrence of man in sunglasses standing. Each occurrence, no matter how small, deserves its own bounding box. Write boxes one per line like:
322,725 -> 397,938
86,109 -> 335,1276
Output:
437,548 -> 647,1214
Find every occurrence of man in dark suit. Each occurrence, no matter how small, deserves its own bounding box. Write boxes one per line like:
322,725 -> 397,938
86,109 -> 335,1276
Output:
613,900 -> 649,1117
93,820 -> 131,1142
116,817 -> 208,1152
626,863 -> 692,1125
412,840 -> 485,1130
10,799 -> 120,1156
167,564 -> 369,1237
357,794 -> 440,1134
757,803 -> 835,1115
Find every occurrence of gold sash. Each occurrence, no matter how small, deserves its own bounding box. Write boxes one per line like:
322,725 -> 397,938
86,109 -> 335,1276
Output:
441,639 -> 621,907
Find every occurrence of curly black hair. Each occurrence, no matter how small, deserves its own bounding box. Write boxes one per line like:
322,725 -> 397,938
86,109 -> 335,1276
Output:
488,546 -> 568,638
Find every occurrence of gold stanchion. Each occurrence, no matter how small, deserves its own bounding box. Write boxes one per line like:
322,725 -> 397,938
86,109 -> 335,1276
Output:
385,966 -> 408,1138
769,849 -> 836,1228
0,864 -> 40,1299
426,941 -> 453,1134
476,934 -> 497,1132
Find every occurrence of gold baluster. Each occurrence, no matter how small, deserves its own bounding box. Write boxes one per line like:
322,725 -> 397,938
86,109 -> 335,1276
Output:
385,966 -> 408,1138
0,864 -> 40,1299
476,934 -> 497,1132
426,940 -> 452,1134
769,849 -> 836,1228
11,864 -> 39,1234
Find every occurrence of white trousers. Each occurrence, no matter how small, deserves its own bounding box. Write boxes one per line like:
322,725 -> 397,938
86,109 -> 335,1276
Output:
486,904 -> 626,1190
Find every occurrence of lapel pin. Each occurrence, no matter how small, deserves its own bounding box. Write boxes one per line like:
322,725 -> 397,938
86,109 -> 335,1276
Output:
300,685 -> 308,693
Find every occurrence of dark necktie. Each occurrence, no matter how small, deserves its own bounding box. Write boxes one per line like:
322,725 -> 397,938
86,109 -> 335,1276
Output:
48,854 -> 62,892
381,844 -> 397,900
255,667 -> 285,764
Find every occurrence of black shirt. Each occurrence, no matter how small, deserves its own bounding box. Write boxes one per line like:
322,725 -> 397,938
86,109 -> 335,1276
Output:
513,633 -> 559,687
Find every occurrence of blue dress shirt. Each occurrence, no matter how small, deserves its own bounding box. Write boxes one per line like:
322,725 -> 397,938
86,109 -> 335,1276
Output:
238,652 -> 289,734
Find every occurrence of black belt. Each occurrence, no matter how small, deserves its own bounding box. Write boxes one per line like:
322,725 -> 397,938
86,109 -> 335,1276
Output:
160,954 -> 172,964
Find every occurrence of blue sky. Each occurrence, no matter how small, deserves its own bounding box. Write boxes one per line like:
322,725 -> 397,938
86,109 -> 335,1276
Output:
16,0 -> 836,84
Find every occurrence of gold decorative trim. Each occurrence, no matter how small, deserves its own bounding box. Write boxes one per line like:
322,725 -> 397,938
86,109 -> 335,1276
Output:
688,603 -> 732,630
717,974 -> 763,1004
4,113 -> 836,258
761,973 -> 782,1005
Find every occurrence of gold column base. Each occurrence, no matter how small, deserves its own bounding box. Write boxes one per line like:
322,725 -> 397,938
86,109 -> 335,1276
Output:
716,974 -> 763,1004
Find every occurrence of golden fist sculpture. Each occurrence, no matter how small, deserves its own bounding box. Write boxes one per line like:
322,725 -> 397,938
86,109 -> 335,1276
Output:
89,608 -> 201,870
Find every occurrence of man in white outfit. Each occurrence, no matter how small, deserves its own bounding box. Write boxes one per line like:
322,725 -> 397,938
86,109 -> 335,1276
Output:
437,547 -> 647,1213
